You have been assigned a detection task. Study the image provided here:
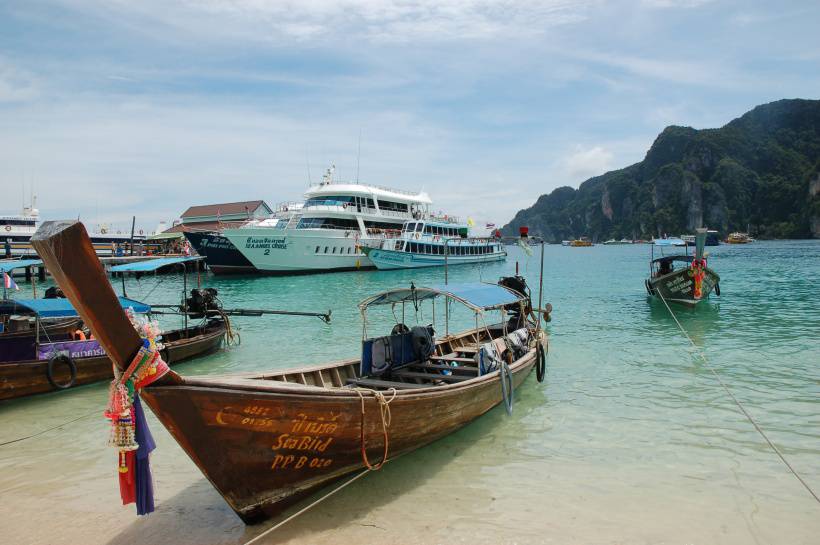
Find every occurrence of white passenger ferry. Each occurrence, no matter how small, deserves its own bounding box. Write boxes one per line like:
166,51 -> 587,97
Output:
362,219 -> 507,270
222,166 -> 434,274
1,197 -> 147,257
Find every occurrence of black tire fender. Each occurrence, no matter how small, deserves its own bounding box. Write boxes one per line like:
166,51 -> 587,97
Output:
536,343 -> 546,383
47,354 -> 77,390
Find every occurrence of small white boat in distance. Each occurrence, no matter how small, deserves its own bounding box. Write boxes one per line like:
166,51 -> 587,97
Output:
362,219 -> 506,270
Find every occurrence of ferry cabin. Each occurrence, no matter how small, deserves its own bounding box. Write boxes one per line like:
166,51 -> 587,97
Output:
364,220 -> 507,270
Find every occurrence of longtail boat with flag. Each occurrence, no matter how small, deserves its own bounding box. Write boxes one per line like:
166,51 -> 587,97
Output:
30,220 -> 550,524
645,228 -> 720,307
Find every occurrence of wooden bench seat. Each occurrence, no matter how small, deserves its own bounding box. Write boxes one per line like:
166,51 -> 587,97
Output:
453,346 -> 478,353
346,378 -> 430,390
408,362 -> 479,375
430,354 -> 475,364
391,370 -> 472,383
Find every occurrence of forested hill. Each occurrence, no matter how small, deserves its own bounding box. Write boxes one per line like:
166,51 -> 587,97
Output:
502,99 -> 820,241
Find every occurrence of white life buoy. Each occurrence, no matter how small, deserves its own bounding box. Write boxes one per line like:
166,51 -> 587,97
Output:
100,228 -> 107,234
139,229 -> 144,235
414,233 -> 420,240
4,225 -> 10,232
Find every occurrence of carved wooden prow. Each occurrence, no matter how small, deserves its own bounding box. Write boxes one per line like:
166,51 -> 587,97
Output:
31,221 -> 179,384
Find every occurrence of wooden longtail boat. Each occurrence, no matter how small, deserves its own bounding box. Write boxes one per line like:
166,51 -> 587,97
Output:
645,228 -> 720,307
0,315 -> 82,361
0,318 -> 226,401
31,221 -> 549,524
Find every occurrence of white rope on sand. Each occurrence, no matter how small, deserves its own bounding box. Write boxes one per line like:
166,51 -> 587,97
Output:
656,290 -> 820,505
241,468 -> 373,545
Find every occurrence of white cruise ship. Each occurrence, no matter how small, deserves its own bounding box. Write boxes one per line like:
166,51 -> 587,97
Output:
222,166 -> 434,274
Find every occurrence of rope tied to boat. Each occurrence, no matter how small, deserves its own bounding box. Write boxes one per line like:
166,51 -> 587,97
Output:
356,387 -> 397,470
655,290 -> 820,506
218,309 -> 240,347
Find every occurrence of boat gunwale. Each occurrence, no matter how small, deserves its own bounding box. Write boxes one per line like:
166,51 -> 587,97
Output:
151,343 -> 540,398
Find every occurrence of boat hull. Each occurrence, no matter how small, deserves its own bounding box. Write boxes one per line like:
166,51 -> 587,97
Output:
184,231 -> 258,275
364,247 -> 506,270
646,267 -> 720,306
0,321 -> 226,401
223,228 -> 375,275
141,341 -> 539,523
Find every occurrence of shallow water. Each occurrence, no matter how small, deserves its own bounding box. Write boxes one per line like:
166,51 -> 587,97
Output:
1,241 -> 819,544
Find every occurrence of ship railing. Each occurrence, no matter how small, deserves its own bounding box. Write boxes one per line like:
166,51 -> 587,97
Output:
310,180 -> 422,198
365,228 -> 403,238
426,214 -> 462,224
300,203 -> 414,220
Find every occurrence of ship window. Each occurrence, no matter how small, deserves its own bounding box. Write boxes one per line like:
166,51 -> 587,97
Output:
332,247 -> 337,253
415,223 -> 423,232
364,220 -> 404,230
315,246 -> 320,253
406,223 -> 416,232
304,196 -> 354,207
298,217 -> 359,230
378,200 -> 409,213
348,247 -> 352,254
324,246 -> 329,253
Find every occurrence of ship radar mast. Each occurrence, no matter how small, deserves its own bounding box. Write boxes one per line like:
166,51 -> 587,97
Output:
22,195 -> 39,219
320,164 -> 336,185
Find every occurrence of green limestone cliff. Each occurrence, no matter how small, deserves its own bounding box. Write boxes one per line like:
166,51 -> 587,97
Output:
502,99 -> 820,241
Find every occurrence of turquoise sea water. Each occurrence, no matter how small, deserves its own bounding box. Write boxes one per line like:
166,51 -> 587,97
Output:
1,240 -> 818,544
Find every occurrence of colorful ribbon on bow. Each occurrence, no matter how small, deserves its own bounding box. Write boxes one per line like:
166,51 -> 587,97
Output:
690,258 -> 707,299
104,310 -> 169,515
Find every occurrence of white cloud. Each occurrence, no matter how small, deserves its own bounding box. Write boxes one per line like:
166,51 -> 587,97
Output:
57,0 -> 597,44
563,145 -> 614,183
640,0 -> 713,8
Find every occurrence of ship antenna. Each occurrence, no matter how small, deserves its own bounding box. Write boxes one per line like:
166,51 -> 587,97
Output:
306,155 -> 312,186
356,129 -> 362,184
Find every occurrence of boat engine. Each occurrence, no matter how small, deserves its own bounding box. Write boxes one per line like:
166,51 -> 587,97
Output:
44,286 -> 66,299
498,275 -> 532,329
184,288 -> 221,318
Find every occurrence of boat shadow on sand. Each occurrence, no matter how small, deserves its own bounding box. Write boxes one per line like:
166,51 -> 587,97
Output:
103,381 -> 549,545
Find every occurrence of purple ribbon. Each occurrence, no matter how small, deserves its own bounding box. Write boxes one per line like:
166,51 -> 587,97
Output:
132,395 -> 156,515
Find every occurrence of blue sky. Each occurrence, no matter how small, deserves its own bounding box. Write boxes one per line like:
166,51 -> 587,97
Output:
1,0 -> 819,232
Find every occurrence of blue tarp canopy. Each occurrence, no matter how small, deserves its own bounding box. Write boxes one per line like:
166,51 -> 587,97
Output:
652,255 -> 694,264
358,282 -> 525,312
110,256 -> 202,273
0,297 -> 151,318
0,259 -> 44,273
653,238 -> 686,247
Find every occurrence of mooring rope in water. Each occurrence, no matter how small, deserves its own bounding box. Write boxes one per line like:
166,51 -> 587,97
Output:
656,291 -> 820,505
218,310 -> 240,347
0,409 -> 98,447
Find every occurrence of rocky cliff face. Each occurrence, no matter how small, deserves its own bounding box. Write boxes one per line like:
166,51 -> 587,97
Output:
503,99 -> 820,241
